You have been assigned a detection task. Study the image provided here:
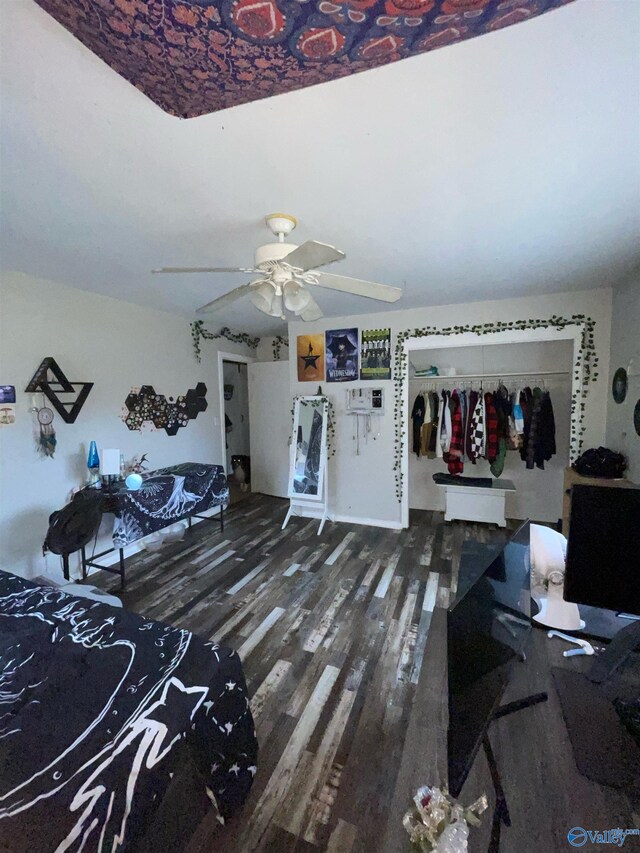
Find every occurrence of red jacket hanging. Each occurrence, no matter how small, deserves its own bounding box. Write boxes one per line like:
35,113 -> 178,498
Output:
444,390 -> 464,475
484,392 -> 499,463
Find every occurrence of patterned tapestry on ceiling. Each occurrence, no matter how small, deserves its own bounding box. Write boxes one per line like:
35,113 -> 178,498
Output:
35,0 -> 575,118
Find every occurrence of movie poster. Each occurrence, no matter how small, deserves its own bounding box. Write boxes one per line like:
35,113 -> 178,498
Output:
360,328 -> 392,380
297,334 -> 325,382
325,328 -> 359,383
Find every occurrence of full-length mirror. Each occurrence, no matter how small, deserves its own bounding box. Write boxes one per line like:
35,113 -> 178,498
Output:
288,396 -> 328,501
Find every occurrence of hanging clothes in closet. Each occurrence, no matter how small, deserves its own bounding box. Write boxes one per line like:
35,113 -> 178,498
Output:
411,392 -> 426,458
410,380 -> 557,476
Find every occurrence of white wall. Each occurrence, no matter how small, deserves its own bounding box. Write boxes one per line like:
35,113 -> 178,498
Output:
222,360 -> 250,472
288,288 -> 612,528
0,272 -> 253,579
606,271 -> 640,483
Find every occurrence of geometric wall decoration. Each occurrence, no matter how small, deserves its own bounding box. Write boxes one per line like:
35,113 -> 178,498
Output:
121,383 -> 207,436
25,356 -> 93,424
33,0 -> 575,119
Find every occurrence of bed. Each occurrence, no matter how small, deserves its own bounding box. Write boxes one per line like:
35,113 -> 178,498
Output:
0,570 -> 257,852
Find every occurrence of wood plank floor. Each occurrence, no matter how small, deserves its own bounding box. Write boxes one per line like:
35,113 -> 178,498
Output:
92,495 -> 638,853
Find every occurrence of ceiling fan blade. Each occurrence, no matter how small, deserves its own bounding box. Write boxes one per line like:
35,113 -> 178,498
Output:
283,241 -> 345,272
195,282 -> 258,314
153,266 -> 260,274
314,272 -> 402,303
299,293 -> 324,322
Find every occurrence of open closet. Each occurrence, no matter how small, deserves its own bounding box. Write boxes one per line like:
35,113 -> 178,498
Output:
405,338 -> 575,524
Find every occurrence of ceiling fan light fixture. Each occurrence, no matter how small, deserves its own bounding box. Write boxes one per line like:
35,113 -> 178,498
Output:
249,281 -> 274,315
269,288 -> 285,319
283,280 -> 312,315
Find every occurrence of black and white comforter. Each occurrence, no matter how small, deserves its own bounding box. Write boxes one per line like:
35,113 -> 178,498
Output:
0,571 -> 257,852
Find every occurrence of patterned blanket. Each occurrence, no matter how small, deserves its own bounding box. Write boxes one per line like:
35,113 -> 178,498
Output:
112,462 -> 229,546
0,571 -> 257,852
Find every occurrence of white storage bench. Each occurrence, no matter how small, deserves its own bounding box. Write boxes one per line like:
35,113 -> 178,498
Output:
435,478 -> 516,527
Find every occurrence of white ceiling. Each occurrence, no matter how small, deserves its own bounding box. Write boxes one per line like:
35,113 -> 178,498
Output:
1,0 -> 639,336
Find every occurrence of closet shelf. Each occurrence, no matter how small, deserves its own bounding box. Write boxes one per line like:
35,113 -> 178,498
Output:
409,370 -> 570,381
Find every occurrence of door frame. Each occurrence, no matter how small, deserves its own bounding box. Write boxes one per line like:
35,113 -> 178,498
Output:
217,350 -> 256,472
400,326 -> 584,529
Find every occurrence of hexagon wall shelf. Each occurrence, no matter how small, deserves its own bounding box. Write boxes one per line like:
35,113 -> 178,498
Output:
121,384 -> 207,436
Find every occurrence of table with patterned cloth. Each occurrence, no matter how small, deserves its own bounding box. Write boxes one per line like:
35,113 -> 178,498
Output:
80,463 -> 229,587
110,462 -> 228,546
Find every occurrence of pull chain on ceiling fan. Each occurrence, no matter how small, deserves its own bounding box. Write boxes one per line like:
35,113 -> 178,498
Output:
152,213 -> 403,322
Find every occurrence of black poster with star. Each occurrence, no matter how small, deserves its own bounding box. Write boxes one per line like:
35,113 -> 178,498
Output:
297,333 -> 325,382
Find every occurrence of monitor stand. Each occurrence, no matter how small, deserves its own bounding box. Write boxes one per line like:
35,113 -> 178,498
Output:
588,619 -> 640,684
483,692 -> 548,853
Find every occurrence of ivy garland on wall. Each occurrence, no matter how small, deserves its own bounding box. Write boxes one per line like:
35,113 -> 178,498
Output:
392,315 -> 598,502
191,321 -> 260,363
290,395 -> 336,458
272,336 -> 289,361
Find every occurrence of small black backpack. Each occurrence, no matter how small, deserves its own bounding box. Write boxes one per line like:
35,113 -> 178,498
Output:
572,446 -> 627,479
43,491 -> 103,556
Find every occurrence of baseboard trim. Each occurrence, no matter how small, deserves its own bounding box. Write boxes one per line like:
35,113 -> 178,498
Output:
331,513 -> 403,530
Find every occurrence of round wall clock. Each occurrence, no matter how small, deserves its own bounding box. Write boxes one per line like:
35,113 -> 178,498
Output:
634,399 -> 640,437
612,367 -> 628,404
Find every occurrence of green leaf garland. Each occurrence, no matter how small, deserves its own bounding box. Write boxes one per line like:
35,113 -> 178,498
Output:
290,395 -> 336,458
391,315 -> 598,502
191,321 -> 260,363
272,336 -> 289,360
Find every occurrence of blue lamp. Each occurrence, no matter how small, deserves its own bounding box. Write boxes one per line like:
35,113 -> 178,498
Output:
87,441 -> 100,482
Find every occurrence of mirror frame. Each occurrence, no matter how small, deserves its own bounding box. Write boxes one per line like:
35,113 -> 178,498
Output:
288,396 -> 329,502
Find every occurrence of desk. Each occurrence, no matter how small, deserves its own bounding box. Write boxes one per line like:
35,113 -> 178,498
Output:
434,476 -> 516,527
78,463 -> 228,588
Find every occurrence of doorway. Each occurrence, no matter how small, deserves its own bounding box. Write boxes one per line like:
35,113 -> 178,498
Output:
218,353 -> 255,505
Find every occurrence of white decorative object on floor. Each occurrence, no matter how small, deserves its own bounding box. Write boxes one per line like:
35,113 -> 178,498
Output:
547,630 -> 595,657
282,396 -> 330,535
141,531 -> 165,552
530,523 -> 584,631
437,479 -> 515,527
164,522 -> 187,542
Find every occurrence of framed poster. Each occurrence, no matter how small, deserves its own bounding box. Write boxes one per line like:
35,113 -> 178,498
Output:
297,334 -> 325,382
360,329 -> 391,380
326,328 -> 358,382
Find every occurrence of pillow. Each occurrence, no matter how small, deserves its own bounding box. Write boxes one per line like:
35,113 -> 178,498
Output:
530,523 -> 567,582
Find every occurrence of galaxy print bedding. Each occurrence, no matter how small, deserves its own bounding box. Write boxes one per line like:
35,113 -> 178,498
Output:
0,571 -> 257,852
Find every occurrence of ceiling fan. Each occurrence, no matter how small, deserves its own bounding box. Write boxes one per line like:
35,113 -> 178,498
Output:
152,213 -> 402,321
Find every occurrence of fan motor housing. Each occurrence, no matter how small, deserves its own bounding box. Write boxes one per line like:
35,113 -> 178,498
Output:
254,242 -> 298,269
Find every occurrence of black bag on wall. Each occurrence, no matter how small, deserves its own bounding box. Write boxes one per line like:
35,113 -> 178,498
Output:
572,446 -> 627,479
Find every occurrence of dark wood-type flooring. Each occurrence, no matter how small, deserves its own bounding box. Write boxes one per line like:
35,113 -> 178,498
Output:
92,494 -> 639,853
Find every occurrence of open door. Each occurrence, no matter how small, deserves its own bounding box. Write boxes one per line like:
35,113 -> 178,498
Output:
248,361 -> 291,498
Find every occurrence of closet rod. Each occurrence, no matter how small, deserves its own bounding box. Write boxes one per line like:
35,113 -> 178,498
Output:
409,370 -> 570,380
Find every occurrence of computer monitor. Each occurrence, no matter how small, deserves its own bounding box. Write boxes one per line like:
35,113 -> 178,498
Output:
564,484 -> 640,616
447,520 -> 531,798
564,484 -> 640,682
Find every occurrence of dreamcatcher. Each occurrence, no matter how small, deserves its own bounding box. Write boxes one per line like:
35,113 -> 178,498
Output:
31,401 -> 57,458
